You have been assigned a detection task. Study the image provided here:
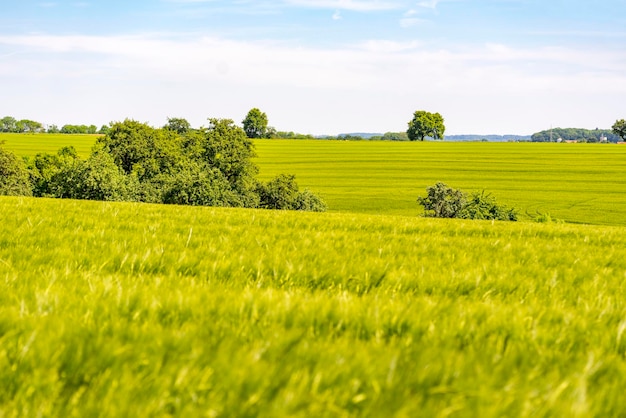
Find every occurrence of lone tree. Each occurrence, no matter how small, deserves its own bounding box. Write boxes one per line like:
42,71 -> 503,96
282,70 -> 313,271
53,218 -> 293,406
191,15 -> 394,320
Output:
242,108 -> 269,139
407,110 -> 445,141
613,119 -> 626,141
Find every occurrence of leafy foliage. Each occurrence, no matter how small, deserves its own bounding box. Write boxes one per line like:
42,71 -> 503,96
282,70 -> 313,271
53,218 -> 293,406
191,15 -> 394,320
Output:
418,182 -> 517,221
257,174 -> 327,211
612,119 -> 626,141
459,190 -> 518,221
417,182 -> 466,218
242,108 -> 269,139
20,117 -> 324,211
407,110 -> 445,141
163,117 -> 191,135
0,142 -> 32,196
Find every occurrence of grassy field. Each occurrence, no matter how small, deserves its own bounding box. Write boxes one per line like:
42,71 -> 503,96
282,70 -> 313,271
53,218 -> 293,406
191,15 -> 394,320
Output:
1,196 -> 626,416
0,133 -> 98,157
254,140 -> 626,225
3,133 -> 626,225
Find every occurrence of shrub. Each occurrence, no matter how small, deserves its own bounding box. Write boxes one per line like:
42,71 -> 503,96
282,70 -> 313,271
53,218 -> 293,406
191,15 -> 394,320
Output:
418,183 -> 517,221
459,190 -> 518,221
258,174 -> 326,211
417,182 -> 466,218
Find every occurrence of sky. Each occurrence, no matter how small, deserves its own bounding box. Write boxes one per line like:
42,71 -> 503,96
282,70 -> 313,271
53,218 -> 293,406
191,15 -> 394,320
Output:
0,0 -> 625,136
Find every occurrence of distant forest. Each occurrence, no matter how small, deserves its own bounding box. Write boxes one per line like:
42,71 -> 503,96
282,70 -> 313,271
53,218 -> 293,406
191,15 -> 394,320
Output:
531,128 -> 621,143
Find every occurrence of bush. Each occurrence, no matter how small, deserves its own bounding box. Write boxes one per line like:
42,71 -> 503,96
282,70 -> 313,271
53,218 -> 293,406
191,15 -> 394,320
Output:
162,164 -> 241,207
417,182 -> 466,218
418,183 -> 517,221
258,174 -> 326,211
0,144 -> 32,196
459,190 -> 518,221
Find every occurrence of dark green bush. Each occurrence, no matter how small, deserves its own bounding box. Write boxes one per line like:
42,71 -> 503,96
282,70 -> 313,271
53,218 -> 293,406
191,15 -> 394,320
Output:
258,174 -> 326,211
418,183 -> 517,221
417,182 -> 466,218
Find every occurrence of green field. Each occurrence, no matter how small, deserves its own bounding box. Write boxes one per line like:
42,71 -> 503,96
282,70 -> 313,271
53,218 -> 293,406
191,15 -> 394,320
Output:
254,140 -> 626,225
3,133 -> 626,225
2,196 -> 626,416
0,133 -> 98,157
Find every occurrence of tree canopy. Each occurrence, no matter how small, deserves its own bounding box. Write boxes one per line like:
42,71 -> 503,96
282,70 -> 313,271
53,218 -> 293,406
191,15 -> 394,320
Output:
613,119 -> 626,142
0,142 -> 32,196
242,108 -> 269,139
407,111 -> 445,141
17,117 -> 325,212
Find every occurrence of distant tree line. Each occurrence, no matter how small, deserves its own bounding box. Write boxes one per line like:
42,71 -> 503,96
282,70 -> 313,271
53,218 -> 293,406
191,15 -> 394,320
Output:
0,116 -> 326,211
0,116 -> 44,133
531,128 -> 621,143
1,116 -> 109,135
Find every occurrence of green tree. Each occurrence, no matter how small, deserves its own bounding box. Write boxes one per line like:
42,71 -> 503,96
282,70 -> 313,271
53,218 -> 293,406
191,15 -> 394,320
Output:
96,119 -> 183,180
200,118 -> 260,207
16,119 -> 43,133
0,142 -> 32,196
242,108 -> 269,139
1,116 -> 17,133
164,117 -> 191,135
407,111 -> 445,141
613,119 -> 626,141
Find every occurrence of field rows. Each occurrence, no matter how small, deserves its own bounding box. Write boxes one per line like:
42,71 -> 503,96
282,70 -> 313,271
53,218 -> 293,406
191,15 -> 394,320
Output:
254,140 -> 626,225
3,133 -> 626,225
1,197 -> 626,416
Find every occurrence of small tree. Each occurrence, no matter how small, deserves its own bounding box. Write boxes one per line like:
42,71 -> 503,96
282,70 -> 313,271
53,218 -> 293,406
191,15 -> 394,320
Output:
613,119 -> 626,141
242,108 -> 269,139
407,111 -> 445,141
164,117 -> 191,135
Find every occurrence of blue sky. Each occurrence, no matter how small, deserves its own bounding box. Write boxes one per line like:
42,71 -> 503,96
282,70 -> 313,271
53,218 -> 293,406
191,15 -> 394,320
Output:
1,0 -> 625,135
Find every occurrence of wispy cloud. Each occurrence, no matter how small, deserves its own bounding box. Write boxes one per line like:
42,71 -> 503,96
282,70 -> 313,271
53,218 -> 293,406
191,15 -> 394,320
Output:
284,0 -> 401,11
417,0 -> 440,9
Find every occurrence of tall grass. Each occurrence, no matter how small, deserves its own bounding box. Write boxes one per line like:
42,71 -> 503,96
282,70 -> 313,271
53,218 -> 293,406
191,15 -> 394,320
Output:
1,196 -> 626,416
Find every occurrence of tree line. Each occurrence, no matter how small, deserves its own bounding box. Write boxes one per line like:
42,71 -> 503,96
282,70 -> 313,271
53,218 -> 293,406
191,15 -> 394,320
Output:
1,116 -> 107,135
5,111 -> 626,143
531,127 -> 622,143
0,116 -> 326,211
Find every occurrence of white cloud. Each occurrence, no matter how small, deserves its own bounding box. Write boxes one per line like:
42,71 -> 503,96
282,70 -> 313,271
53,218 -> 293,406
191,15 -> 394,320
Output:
284,0 -> 401,11
417,0 -> 440,9
0,33 -> 624,134
332,9 -> 342,19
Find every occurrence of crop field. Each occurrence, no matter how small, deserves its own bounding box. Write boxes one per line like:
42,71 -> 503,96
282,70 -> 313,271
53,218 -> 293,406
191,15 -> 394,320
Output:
3,134 -> 626,225
254,140 -> 626,226
1,196 -> 626,416
0,133 -> 98,157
